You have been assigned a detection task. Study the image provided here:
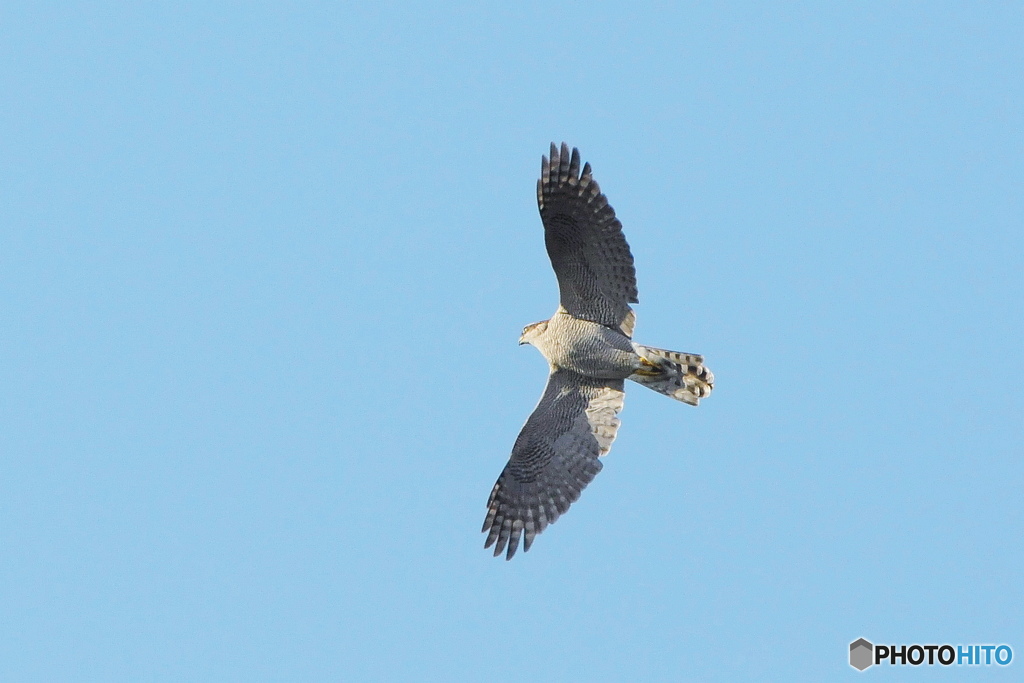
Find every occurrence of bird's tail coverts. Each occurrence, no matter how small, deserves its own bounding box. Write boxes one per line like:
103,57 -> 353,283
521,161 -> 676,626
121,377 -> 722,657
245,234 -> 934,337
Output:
629,344 -> 714,406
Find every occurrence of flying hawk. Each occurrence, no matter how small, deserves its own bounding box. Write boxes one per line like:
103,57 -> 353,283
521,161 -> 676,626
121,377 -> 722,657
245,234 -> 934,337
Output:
482,143 -> 714,560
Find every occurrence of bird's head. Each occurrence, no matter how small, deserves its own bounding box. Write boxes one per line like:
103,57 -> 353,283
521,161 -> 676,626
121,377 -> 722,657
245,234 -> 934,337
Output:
519,320 -> 549,346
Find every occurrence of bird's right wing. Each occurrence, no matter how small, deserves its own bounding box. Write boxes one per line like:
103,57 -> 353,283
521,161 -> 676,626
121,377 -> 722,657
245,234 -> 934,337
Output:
538,143 -> 638,337
483,369 -> 625,560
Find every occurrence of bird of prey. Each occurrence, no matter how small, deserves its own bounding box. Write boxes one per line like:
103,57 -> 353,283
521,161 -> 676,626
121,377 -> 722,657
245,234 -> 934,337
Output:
482,143 -> 714,560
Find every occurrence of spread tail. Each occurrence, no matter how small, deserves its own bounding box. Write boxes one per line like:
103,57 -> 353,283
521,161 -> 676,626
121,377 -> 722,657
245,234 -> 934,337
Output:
629,344 -> 714,406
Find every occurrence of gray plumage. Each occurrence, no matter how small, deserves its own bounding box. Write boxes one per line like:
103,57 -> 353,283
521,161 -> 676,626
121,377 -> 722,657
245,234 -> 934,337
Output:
537,144 -> 638,334
483,143 -> 714,560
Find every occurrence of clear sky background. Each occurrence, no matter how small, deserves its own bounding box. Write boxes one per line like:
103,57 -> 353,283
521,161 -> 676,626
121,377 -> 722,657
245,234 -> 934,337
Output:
2,3 -> 1021,681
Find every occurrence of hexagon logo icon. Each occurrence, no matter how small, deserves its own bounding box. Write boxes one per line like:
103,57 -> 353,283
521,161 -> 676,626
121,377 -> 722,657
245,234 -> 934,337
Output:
850,638 -> 874,671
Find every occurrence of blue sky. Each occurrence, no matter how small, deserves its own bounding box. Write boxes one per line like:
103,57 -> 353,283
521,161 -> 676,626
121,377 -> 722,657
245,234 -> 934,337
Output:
2,3 -> 1021,681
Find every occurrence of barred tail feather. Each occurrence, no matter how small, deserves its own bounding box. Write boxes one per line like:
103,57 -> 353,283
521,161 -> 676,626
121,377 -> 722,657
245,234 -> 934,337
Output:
629,344 -> 714,406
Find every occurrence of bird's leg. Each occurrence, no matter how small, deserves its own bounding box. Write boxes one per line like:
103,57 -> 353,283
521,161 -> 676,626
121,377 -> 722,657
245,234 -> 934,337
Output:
634,356 -> 663,377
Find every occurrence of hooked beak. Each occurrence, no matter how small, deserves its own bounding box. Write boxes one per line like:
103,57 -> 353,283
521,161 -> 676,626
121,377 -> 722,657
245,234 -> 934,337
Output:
518,336 -> 527,346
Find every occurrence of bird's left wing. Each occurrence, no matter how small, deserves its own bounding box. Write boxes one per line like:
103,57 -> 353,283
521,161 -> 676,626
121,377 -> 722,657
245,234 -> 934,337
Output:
538,143 -> 638,337
482,369 -> 625,560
